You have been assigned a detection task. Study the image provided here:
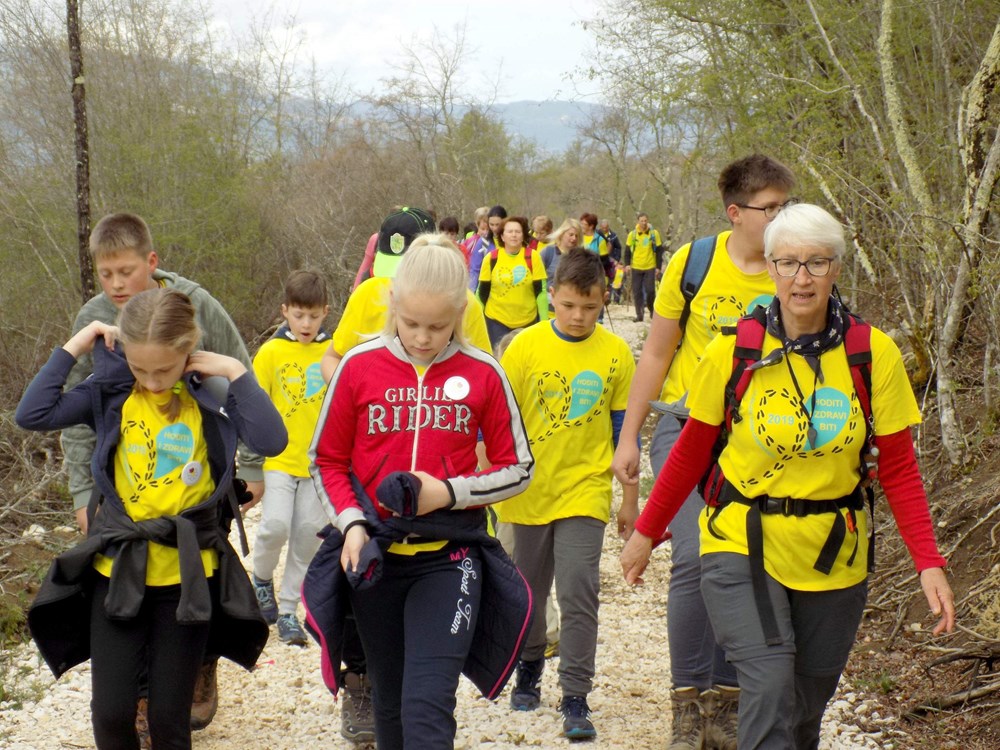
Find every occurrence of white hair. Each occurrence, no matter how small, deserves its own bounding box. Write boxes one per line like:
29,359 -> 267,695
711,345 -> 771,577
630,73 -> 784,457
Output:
764,203 -> 845,260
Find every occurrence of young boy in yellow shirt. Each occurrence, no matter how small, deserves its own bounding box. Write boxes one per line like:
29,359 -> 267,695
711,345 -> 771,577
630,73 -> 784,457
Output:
251,271 -> 331,646
498,247 -> 637,741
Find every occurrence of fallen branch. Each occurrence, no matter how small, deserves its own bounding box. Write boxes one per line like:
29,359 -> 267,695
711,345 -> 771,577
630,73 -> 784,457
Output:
906,679 -> 1000,715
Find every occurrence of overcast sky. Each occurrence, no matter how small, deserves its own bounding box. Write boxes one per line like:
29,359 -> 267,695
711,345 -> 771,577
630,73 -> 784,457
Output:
208,0 -> 605,103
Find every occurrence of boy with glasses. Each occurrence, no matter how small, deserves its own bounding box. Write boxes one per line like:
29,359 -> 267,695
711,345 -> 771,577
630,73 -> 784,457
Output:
611,154 -> 796,750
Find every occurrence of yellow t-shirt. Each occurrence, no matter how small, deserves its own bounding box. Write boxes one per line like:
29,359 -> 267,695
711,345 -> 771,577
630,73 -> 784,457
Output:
478,246 -> 548,328
654,231 -> 775,406
333,276 -> 491,356
625,227 -> 660,270
497,321 -> 635,524
582,233 -> 608,257
253,335 -> 329,476
96,385 -> 218,585
689,326 -> 921,590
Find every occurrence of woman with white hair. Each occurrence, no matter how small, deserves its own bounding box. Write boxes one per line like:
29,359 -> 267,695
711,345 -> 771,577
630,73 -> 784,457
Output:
621,203 -> 955,749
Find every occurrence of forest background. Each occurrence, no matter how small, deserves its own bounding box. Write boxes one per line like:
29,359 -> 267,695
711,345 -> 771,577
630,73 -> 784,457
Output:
1,0 -> 999,743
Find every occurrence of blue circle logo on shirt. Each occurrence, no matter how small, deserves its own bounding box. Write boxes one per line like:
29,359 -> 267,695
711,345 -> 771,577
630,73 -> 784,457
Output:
305,363 -> 325,398
809,386 -> 850,448
511,265 -> 528,285
153,423 -> 195,478
568,370 -> 603,419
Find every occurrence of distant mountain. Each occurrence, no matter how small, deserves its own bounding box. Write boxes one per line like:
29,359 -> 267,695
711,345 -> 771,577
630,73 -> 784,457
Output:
492,100 -> 605,154
340,99 -> 604,156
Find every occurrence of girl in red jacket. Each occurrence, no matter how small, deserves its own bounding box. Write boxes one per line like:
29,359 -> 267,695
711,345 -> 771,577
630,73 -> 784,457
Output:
310,234 -> 534,749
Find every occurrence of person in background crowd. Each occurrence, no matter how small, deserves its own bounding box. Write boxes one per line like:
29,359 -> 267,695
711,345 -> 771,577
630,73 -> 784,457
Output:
623,213 -> 662,323
598,218 -> 622,263
468,205 -> 507,292
477,215 -> 548,347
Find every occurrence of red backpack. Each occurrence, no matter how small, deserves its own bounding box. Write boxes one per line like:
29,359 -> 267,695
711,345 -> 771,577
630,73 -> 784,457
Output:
489,244 -> 534,273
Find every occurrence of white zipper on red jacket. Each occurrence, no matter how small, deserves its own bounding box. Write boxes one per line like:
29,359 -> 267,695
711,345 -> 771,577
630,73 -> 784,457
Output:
410,369 -> 424,470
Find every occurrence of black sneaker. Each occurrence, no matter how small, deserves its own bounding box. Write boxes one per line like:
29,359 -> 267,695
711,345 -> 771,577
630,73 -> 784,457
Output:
560,695 -> 597,740
510,657 -> 544,711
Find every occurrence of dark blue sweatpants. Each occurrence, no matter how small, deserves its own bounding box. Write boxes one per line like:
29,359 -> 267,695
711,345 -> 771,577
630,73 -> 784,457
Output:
348,543 -> 482,750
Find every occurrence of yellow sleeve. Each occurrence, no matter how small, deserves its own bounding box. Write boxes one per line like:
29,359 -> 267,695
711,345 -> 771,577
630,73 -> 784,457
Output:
870,328 -> 922,434
653,242 -> 691,320
463,290 -> 492,353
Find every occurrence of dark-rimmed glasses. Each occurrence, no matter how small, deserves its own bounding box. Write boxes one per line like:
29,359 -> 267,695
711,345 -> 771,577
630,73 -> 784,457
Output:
771,257 -> 836,277
737,198 -> 799,219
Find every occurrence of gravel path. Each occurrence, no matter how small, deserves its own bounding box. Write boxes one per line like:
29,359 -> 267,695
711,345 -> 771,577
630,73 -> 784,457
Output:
1,306 -> 899,749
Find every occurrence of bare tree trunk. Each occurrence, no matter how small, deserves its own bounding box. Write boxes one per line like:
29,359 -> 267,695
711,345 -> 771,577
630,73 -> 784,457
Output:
67,0 -> 93,303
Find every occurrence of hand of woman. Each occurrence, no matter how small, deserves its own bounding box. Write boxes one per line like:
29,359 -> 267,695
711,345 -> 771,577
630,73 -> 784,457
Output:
341,524 -> 370,574
185,351 -> 247,381
919,567 -> 956,635
63,321 -> 118,358
620,531 -> 654,585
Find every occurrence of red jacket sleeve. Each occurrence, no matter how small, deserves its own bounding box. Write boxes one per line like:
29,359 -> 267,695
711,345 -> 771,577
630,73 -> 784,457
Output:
634,418 -> 720,539
875,428 -> 947,571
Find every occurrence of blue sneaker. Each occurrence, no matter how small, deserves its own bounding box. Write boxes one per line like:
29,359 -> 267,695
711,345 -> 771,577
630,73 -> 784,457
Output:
252,575 -> 278,624
276,613 -> 307,646
560,695 -> 597,741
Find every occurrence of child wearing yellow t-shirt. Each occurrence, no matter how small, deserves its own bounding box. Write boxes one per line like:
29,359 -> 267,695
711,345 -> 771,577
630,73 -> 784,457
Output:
16,288 -> 286,750
498,248 -> 637,741
250,271 -> 331,647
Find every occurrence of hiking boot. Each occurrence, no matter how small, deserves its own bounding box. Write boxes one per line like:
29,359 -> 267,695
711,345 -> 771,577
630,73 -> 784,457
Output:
703,685 -> 739,750
252,574 -> 278,624
669,686 -> 704,750
559,695 -> 597,741
276,613 -> 308,646
340,671 -> 375,743
510,657 -> 544,711
190,658 -> 219,730
135,697 -> 151,750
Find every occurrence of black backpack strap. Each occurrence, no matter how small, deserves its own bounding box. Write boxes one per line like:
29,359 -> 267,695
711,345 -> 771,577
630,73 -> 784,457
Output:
678,234 -> 717,332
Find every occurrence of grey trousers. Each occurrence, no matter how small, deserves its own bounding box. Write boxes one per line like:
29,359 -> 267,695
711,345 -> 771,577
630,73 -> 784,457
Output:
701,552 -> 868,750
512,517 -> 606,697
649,414 -> 738,690
496,521 -> 560,644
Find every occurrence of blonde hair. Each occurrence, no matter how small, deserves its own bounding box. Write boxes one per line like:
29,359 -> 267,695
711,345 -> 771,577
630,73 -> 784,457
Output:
548,217 -> 583,247
90,212 -> 154,261
118,288 -> 201,421
384,233 -> 468,347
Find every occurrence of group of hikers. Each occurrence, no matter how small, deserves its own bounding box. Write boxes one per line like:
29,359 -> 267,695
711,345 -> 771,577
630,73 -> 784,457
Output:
15,152 -> 956,750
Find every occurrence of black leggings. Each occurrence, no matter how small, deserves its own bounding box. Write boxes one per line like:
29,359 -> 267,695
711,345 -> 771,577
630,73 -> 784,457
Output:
349,544 -> 482,750
90,575 -> 212,750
